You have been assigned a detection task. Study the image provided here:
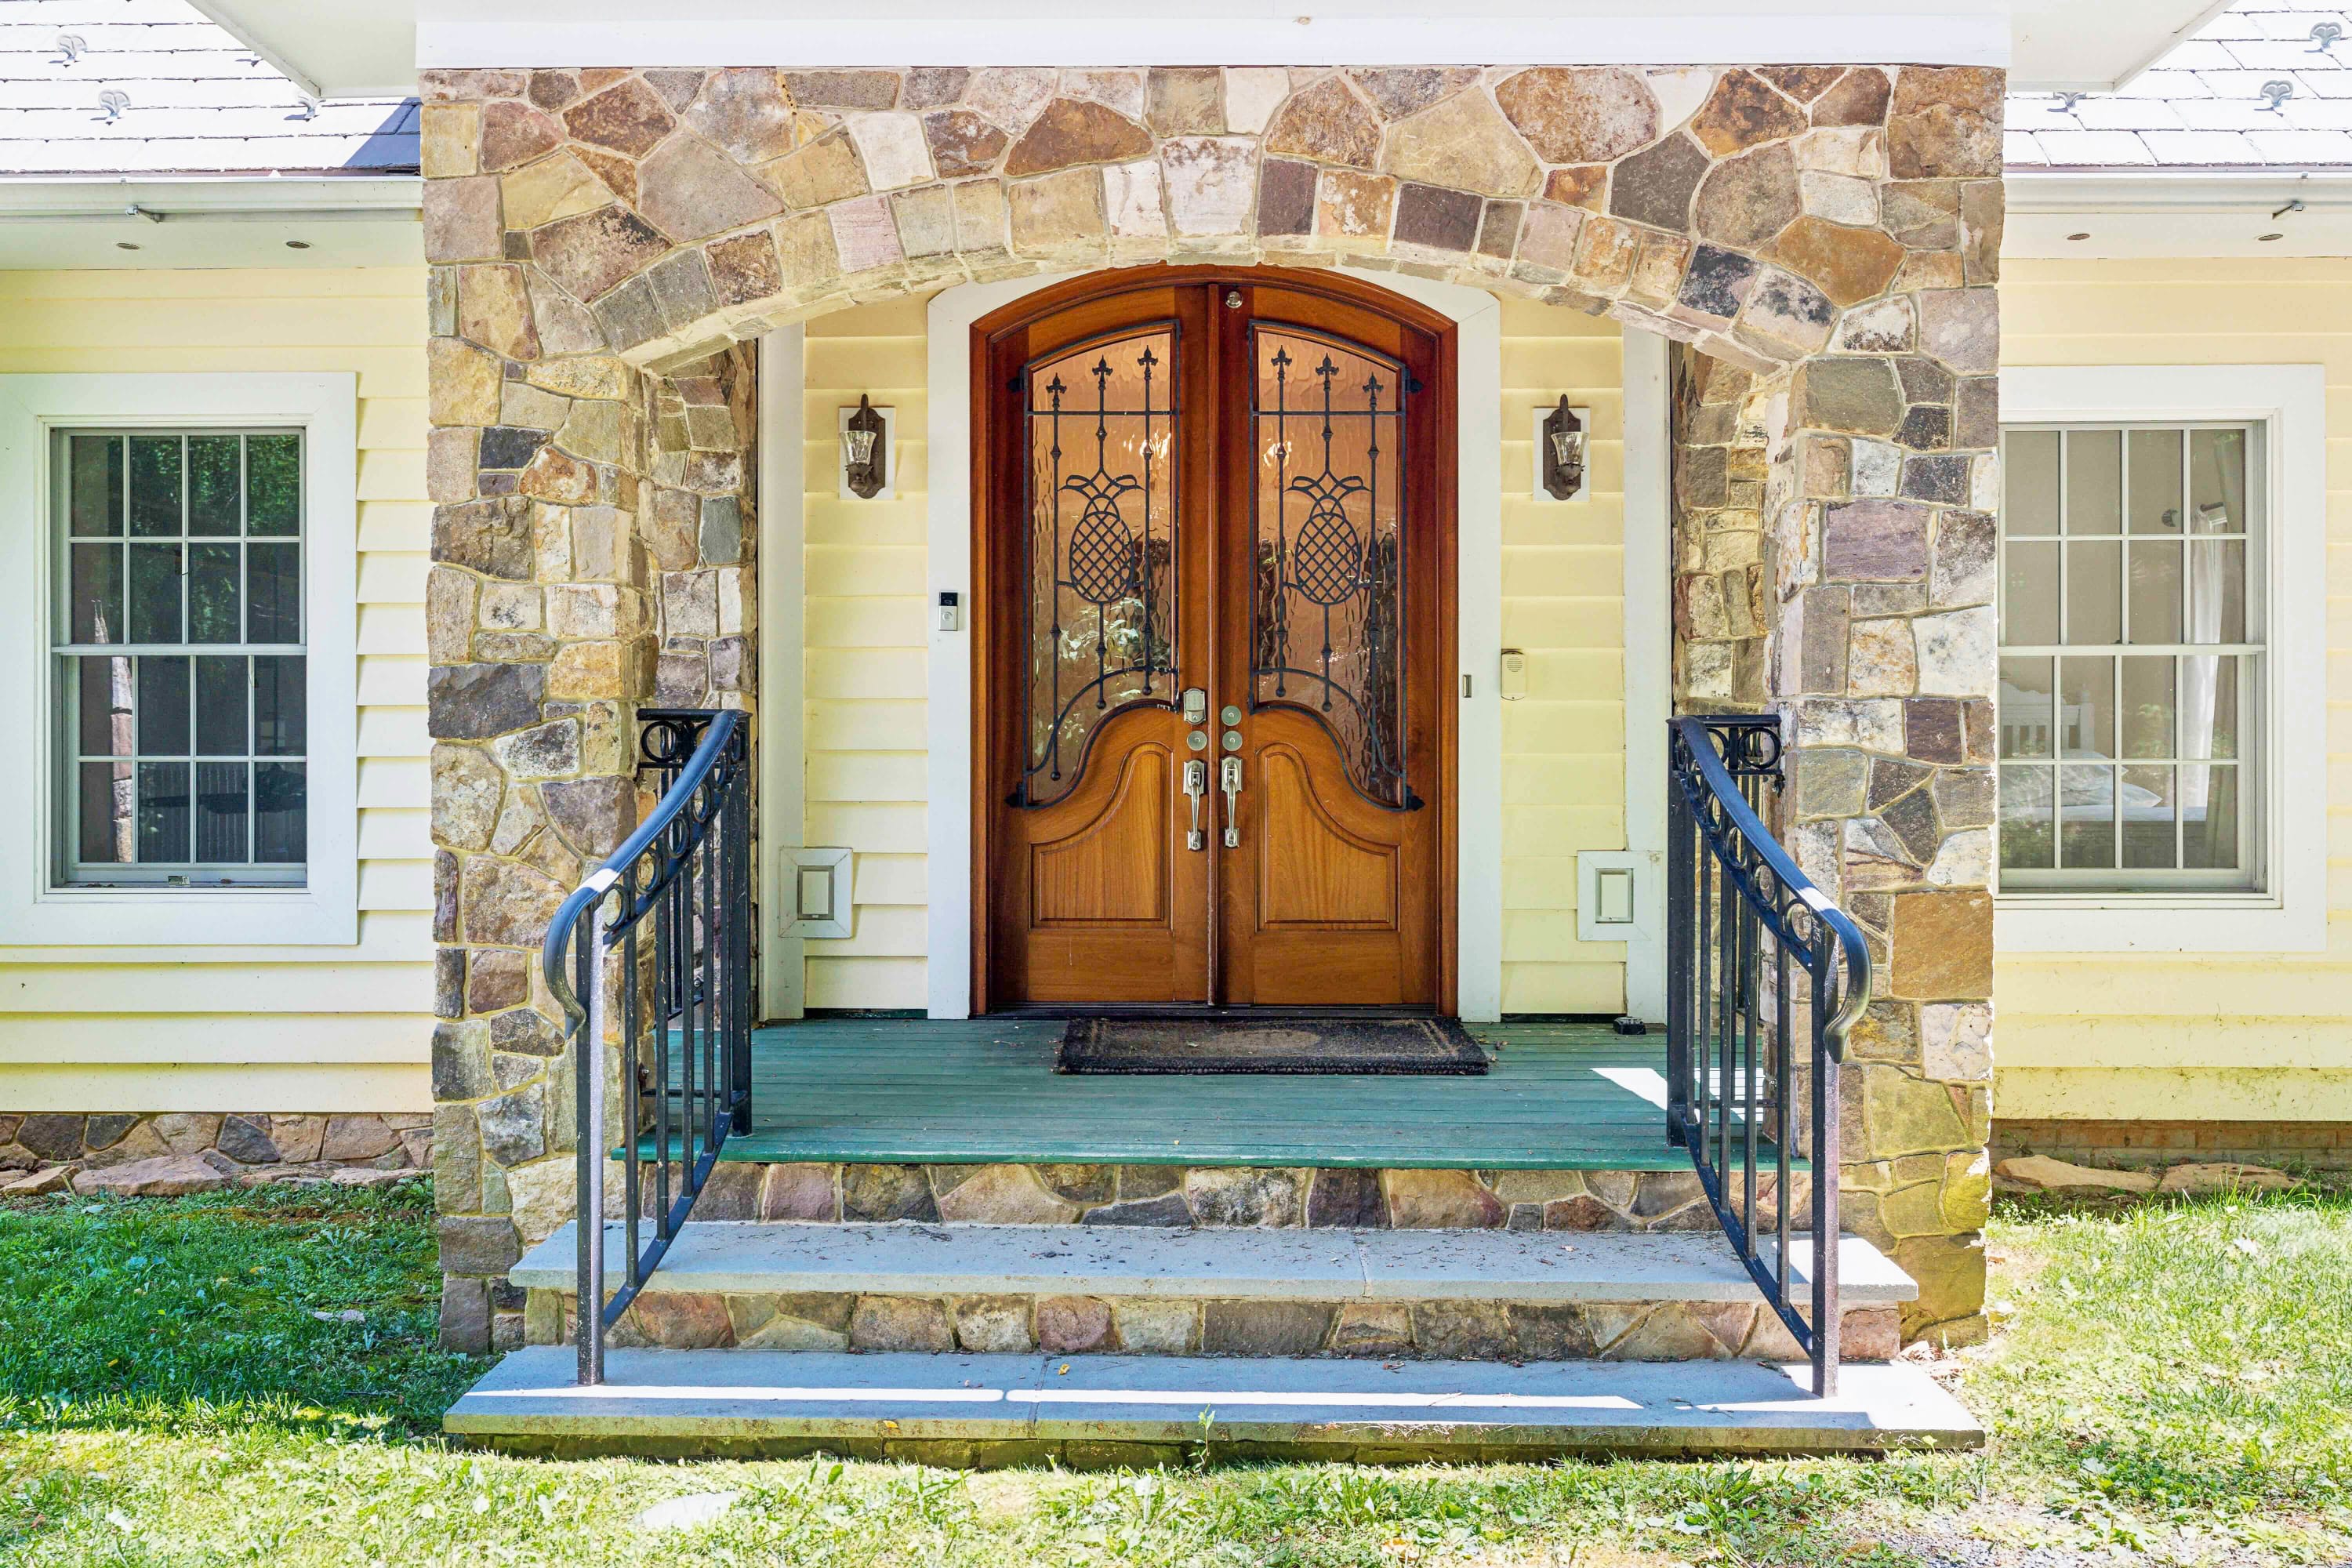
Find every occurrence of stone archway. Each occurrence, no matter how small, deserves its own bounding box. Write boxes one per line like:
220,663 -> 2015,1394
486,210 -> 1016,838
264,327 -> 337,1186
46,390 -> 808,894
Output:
421,62 -> 2001,1352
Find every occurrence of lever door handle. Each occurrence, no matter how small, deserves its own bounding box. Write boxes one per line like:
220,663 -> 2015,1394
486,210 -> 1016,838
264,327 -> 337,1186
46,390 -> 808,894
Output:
1219,757 -> 1243,849
1181,760 -> 1207,851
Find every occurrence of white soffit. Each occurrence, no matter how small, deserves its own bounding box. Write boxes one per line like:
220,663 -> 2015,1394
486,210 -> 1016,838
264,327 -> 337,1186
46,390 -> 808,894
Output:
189,1 -> 2223,99
2005,169 -> 2352,256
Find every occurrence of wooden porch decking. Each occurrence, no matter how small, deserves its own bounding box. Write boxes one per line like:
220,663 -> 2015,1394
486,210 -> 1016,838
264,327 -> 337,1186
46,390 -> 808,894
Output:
714,1018 -> 1713,1171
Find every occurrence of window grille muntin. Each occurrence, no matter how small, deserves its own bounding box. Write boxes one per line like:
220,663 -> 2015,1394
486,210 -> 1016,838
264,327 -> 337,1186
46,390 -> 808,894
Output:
1997,420 -> 2263,893
49,428 -> 307,888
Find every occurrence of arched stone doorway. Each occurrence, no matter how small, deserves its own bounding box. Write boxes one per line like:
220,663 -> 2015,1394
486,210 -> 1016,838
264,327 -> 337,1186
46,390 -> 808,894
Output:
422,62 -> 1999,1349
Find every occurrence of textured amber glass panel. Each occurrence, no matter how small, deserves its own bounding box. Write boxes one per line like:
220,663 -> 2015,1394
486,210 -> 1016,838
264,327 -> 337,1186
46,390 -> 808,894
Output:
1250,326 -> 1407,806
1021,326 -> 1178,806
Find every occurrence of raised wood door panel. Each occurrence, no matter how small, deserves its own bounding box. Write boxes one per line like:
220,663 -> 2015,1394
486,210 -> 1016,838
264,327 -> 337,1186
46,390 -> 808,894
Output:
1210,281 -> 1447,1007
981,285 -> 1213,1006
976,268 -> 1451,1013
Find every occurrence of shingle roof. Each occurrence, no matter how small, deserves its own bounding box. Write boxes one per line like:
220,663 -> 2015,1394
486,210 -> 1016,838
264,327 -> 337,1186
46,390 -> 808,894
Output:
2009,0 -> 2352,169
0,0 -> 417,177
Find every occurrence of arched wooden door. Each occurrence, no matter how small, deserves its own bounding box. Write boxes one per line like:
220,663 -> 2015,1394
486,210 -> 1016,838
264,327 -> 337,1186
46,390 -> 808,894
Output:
974,268 -> 1455,1012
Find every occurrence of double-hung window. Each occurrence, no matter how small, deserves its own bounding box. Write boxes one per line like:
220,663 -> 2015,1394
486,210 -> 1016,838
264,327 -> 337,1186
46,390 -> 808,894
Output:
1994,364 -> 2325,953
0,371 -> 354,946
51,429 -> 308,887
1997,423 -> 2259,889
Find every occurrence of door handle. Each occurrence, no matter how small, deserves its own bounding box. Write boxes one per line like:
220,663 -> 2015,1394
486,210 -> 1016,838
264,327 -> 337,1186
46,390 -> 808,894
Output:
1181,760 -> 1207,850
1219,757 -> 1243,848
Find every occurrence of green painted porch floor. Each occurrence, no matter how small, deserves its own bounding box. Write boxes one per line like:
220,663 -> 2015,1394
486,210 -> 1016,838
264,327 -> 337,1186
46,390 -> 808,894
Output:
699,1018 -> 1739,1171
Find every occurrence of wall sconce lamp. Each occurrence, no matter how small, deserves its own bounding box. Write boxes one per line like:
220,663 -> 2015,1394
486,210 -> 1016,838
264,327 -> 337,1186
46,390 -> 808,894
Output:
1538,396 -> 1588,503
840,394 -> 888,499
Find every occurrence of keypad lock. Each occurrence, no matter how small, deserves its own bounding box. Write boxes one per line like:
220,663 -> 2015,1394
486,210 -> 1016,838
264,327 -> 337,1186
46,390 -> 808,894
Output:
1181,687 -> 1207,725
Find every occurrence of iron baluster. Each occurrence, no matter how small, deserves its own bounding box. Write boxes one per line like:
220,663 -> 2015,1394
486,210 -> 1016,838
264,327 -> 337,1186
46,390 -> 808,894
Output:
542,709 -> 753,1388
1665,714 -> 1870,1399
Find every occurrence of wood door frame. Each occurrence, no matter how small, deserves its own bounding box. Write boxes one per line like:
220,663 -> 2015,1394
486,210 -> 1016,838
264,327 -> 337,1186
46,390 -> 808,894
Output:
967,264 -> 1459,1016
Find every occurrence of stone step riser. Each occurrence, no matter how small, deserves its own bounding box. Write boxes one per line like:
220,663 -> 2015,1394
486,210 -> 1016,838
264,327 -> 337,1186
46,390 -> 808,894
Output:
528,1287 -> 1896,1363
619,1160 -> 1812,1233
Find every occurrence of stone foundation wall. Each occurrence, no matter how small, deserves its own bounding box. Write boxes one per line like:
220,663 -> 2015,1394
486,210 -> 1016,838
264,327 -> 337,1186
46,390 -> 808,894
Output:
0,1111 -> 430,1172
1997,1120 -> 2352,1174
528,1283 -> 1897,1363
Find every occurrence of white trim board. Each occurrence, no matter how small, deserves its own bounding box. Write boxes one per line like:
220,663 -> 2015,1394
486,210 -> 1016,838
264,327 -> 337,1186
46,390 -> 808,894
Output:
0,372 -> 359,946
1619,328 -> 1672,1022
755,327 -> 807,1019
1994,361 -> 2327,955
923,268 -> 1504,1021
416,13 -> 2011,73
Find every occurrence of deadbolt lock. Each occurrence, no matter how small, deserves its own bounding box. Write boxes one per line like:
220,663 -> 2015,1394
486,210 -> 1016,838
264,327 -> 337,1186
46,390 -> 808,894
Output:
1181,687 -> 1207,725
1220,704 -> 1242,725
1222,729 -> 1243,752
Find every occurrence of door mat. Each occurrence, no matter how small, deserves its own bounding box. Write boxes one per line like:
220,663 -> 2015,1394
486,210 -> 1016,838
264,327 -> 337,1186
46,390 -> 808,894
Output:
1056,1015 -> 1490,1076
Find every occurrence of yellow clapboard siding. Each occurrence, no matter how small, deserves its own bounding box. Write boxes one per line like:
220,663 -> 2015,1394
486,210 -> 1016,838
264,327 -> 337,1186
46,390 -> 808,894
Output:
806,699 -> 928,752
805,594 -> 928,648
804,752 -> 927,804
805,801 -> 927,855
805,648 -> 926,701
806,955 -> 930,1011
805,543 -> 926,597
0,910 -> 431,967
357,706 -> 428,757
0,1061 -> 433,1114
358,758 -> 427,809
0,266 -> 434,1114
1998,256 -> 2352,1123
358,550 -> 426,604
851,853 -> 928,905
1501,962 -> 1627,1014
808,902 -> 929,958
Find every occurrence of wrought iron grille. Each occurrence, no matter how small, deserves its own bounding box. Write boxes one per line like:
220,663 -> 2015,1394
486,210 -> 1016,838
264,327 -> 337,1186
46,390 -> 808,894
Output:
1250,325 -> 1410,808
542,707 -> 753,1386
1016,326 -> 1179,807
1666,714 -> 1873,1398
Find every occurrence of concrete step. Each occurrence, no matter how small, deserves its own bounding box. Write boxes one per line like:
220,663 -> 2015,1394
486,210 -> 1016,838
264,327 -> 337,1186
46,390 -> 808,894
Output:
513,1222 -> 1915,1362
445,1345 -> 1984,1461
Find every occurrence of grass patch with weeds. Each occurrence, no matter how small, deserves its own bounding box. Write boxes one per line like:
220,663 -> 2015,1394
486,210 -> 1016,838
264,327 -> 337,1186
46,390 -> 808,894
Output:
1,1179 -> 2348,1565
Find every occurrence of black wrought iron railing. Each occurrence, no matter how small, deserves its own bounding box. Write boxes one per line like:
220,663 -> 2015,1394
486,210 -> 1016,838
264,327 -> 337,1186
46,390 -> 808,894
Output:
1665,715 -> 1872,1397
541,708 -> 753,1385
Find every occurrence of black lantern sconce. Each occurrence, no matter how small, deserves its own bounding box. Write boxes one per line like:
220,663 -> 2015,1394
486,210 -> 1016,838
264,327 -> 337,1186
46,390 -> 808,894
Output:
1541,395 -> 1587,502
841,394 -> 887,499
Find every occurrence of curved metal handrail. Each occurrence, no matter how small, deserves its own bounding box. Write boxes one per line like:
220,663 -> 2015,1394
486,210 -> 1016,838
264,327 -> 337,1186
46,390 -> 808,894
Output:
539,708 -> 745,1027
1664,713 -> 1875,1399
540,707 -> 753,1386
1668,717 -> 1874,1054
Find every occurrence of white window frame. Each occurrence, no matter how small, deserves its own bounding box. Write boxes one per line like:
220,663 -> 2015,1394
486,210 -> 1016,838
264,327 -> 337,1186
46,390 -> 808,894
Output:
0,373 -> 358,946
1996,363 -> 2325,954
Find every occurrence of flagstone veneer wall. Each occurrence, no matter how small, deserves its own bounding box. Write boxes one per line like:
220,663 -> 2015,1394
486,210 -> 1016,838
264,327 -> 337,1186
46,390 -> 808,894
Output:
420,60 -> 2002,1351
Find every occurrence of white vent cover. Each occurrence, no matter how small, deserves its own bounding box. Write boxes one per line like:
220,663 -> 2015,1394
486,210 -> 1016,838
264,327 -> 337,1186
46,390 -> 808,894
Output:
783,847 -> 852,938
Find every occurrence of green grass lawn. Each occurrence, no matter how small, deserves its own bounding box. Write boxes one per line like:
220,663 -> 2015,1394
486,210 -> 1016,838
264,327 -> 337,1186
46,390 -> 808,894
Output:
2,1181 -> 2348,1566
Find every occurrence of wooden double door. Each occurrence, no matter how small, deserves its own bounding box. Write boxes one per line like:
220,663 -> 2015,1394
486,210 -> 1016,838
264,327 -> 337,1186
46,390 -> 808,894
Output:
975,269 -> 1455,1011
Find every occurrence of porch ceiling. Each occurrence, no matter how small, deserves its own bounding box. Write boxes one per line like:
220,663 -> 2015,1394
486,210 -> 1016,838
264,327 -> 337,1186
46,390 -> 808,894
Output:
193,0 -> 2226,100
